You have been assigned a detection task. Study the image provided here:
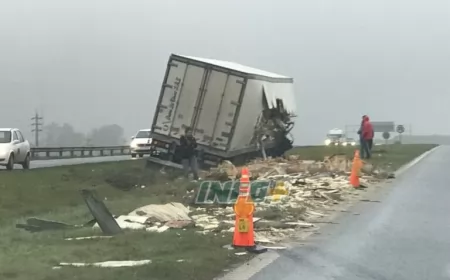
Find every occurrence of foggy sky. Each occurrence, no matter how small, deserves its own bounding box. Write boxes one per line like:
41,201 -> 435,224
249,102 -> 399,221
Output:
1,0 -> 449,145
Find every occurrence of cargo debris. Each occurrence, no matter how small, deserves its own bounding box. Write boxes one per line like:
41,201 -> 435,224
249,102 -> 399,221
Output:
54,260 -> 152,269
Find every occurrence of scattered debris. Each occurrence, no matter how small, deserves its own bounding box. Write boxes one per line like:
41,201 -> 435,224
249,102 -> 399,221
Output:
54,260 -> 152,269
16,218 -> 95,233
92,202 -> 194,232
20,155 -> 388,247
129,202 -> 191,221
81,189 -> 123,235
65,236 -> 112,241
190,157 -> 384,243
261,245 -> 287,250
246,245 -> 268,254
360,199 -> 381,203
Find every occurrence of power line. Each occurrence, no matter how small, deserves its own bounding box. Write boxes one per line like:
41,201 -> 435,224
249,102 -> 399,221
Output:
31,112 -> 43,147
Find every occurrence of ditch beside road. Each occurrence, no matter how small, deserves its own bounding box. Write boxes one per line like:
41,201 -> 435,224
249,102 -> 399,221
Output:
0,144 -> 436,280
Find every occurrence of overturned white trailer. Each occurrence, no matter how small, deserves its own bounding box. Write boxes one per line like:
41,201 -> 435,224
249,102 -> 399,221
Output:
149,54 -> 297,167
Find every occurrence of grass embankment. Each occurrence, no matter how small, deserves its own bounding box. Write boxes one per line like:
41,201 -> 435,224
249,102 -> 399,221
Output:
0,161 -> 247,280
0,144 -> 436,280
288,144 -> 437,172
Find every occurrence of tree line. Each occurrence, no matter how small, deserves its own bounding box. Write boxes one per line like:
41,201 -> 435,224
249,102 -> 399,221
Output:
41,123 -> 126,147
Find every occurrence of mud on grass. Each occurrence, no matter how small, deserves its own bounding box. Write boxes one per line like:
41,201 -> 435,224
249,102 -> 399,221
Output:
0,160 -> 245,280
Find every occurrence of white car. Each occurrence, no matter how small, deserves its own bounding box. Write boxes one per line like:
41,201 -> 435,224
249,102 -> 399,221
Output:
130,129 -> 152,158
0,128 -> 31,170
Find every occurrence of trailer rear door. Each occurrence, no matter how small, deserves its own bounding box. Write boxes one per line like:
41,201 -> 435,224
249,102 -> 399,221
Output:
153,61 -> 188,136
153,61 -> 206,139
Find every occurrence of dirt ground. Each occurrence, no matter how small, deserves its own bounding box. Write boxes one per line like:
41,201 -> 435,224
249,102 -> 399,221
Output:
0,144 -> 436,280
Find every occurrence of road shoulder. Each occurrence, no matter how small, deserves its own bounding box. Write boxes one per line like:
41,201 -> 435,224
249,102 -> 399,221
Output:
216,145 -> 440,280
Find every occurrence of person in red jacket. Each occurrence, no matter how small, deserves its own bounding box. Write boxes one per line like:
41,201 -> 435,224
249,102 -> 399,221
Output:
361,115 -> 374,159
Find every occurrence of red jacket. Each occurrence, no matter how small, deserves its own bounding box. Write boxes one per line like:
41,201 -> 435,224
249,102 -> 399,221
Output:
362,116 -> 374,140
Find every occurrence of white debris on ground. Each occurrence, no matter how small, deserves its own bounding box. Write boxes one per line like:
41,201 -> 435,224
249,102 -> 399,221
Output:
89,155 -> 384,244
92,202 -> 193,232
53,260 -> 152,269
65,236 -> 113,241
186,155 -> 383,243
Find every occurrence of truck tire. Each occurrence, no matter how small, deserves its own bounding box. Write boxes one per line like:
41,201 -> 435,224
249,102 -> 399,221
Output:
131,153 -> 137,158
6,154 -> 14,171
22,153 -> 31,169
138,154 -> 144,158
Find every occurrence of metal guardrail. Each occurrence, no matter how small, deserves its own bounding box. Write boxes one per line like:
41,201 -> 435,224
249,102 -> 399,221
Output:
31,146 -> 130,159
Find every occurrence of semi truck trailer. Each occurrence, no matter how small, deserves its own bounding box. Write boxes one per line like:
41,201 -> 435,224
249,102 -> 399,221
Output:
148,54 -> 297,168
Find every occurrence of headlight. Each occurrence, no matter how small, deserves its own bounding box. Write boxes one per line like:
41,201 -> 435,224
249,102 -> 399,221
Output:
342,142 -> 347,146
130,142 -> 137,148
351,142 -> 356,146
324,139 -> 331,146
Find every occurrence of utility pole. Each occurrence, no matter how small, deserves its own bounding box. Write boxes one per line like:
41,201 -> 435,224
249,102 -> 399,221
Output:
31,112 -> 43,147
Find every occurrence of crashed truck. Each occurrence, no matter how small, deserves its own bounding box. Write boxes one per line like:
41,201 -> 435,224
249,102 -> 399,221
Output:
147,54 -> 296,169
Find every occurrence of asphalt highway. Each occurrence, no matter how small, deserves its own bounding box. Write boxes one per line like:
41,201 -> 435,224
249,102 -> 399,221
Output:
248,146 -> 449,280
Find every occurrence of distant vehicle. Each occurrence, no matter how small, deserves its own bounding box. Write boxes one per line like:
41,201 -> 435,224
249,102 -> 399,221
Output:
0,128 -> 31,170
324,128 -> 346,146
342,138 -> 357,146
130,129 -> 155,158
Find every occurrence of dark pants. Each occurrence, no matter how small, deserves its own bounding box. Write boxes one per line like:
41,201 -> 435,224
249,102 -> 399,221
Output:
182,155 -> 199,180
360,139 -> 371,159
367,139 -> 373,150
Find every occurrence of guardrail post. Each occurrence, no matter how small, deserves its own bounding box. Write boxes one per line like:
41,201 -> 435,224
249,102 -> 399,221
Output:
70,151 -> 74,157
59,151 -> 63,157
46,151 -> 50,157
89,150 -> 93,157
100,150 -> 104,156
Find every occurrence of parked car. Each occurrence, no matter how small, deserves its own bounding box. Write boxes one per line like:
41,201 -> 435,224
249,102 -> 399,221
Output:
0,128 -> 31,170
130,129 -> 153,158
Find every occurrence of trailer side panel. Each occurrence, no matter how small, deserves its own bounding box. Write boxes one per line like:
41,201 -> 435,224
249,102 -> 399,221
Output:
192,70 -> 228,146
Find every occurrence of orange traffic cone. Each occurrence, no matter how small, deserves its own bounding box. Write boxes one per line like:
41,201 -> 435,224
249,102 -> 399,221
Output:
349,150 -> 361,188
233,167 -> 255,248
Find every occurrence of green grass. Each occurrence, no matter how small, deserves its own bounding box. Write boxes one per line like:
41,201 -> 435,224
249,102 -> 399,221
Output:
288,144 -> 436,171
0,144 -> 436,279
0,160 -> 248,280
